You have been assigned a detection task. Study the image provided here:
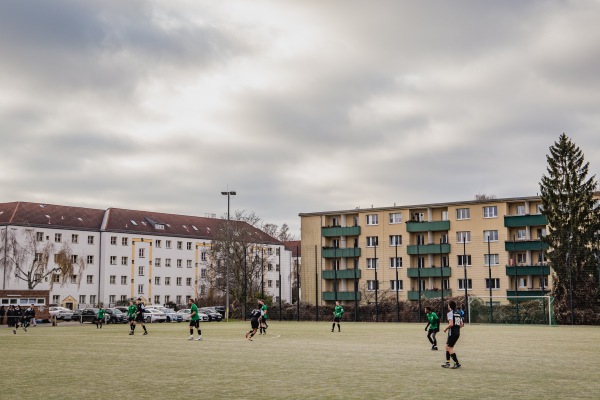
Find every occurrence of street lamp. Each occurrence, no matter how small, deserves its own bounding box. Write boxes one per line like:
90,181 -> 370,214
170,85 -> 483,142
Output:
221,190 -> 236,322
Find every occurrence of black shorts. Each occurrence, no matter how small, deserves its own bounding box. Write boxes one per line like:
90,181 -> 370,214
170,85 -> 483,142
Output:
333,316 -> 341,323
128,316 -> 135,322
135,314 -> 145,323
251,319 -> 259,329
189,319 -> 200,328
429,328 -> 439,333
446,330 -> 460,347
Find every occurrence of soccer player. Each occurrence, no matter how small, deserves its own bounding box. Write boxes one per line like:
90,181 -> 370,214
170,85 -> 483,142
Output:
246,306 -> 262,341
441,300 -> 463,369
188,298 -> 202,341
127,300 -> 137,335
331,301 -> 344,332
259,300 -> 268,335
424,306 -> 439,350
134,298 -> 148,335
96,307 -> 105,329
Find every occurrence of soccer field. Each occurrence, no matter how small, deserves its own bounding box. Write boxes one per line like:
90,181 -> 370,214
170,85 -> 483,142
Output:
1,321 -> 599,400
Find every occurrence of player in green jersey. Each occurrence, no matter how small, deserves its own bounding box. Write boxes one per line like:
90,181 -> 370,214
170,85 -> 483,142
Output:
259,300 -> 268,335
424,306 -> 439,350
96,307 -> 106,329
332,301 -> 344,332
188,298 -> 202,341
127,300 -> 137,335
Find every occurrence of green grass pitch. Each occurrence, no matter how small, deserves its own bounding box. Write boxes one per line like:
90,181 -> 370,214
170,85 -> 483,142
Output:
1,320 -> 599,399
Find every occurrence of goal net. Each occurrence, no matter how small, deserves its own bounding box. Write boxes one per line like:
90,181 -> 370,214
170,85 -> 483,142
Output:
467,295 -> 555,325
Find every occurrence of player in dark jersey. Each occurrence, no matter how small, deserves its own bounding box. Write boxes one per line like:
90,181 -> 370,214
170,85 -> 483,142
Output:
258,299 -> 268,335
441,300 -> 463,369
134,298 -> 148,335
127,300 -> 137,335
246,307 -> 262,341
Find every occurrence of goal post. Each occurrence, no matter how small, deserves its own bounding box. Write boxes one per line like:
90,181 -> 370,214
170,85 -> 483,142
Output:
467,295 -> 555,325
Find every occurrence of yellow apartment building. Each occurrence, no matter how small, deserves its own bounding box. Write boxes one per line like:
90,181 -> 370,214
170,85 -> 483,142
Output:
300,196 -> 554,306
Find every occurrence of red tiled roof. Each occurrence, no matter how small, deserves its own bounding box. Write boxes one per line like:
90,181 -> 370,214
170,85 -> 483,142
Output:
0,202 -> 105,230
284,240 -> 301,257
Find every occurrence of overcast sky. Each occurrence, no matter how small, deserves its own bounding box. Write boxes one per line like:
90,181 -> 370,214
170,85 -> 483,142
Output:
1,0 -> 599,236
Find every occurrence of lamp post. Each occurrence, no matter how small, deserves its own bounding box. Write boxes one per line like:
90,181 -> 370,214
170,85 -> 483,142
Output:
221,190 -> 236,322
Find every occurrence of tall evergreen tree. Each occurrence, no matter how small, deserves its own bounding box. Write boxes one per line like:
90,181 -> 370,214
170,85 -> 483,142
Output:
539,133 -> 600,324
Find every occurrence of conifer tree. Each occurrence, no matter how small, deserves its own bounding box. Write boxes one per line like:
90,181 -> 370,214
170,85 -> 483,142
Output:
539,133 -> 600,324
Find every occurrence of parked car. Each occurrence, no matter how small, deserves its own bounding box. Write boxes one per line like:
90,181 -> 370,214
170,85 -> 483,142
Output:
105,308 -> 127,324
211,306 -> 226,318
115,306 -> 130,316
162,308 -> 182,322
49,306 -> 73,320
72,308 -> 99,323
177,308 -> 209,322
199,307 -> 223,322
143,308 -> 167,323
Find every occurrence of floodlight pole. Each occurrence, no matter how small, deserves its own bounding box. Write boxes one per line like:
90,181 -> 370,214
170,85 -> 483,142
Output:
221,190 -> 236,322
487,237 -> 493,323
395,242 -> 399,323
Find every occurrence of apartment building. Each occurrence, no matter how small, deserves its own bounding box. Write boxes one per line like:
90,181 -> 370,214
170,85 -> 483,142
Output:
0,202 -> 292,309
300,196 -> 555,306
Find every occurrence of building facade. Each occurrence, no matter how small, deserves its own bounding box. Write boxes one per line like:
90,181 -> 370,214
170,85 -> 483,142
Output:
0,202 -> 292,309
300,196 -> 559,306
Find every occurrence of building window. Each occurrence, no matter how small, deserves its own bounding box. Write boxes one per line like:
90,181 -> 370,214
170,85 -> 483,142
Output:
516,205 -> 526,215
110,236 -> 117,245
483,206 -> 498,218
537,228 -> 547,239
540,276 -> 548,288
518,277 -> 528,288
186,260 -> 192,268
71,255 -> 78,264
267,248 -> 273,255
138,266 -> 145,276
366,214 -> 379,225
154,295 -> 160,304
119,295 -> 127,302
86,255 -> 94,264
165,295 -> 171,303
34,253 -> 43,262
72,234 -> 79,244
166,240 -> 172,249
485,278 -> 500,290
442,210 -> 449,221
484,254 -> 500,266
36,232 -> 44,242
390,280 -> 403,291
177,241 -> 183,250
390,257 -> 402,268
155,258 -> 161,267
389,235 -> 402,246
201,268 -> 207,278
155,277 -> 160,285
109,275 -> 116,284
366,258 -> 378,269
187,242 -> 192,250
456,208 -> 470,220
177,259 -> 182,268
186,278 -> 192,286
86,275 -> 93,284
276,280 -> 280,288
109,295 -> 116,304
87,236 -> 94,245
155,240 -> 161,248
139,248 -> 145,258
483,230 -> 498,242
110,256 -> 117,265
389,213 -> 402,224
367,280 -> 378,291
276,264 -> 280,272
52,295 -> 60,304
90,295 -> 96,305
366,236 -> 378,247
55,233 -> 62,243
137,284 -> 144,294
201,252 -> 207,261
176,295 -> 182,304
122,237 -> 128,246
268,263 -> 273,272
456,231 -> 471,243
416,234 -> 425,245
121,257 -> 128,266
517,229 -> 527,240
165,277 -> 171,286
536,204 -> 544,214
70,274 -> 77,284
457,255 -> 472,266
121,276 -> 127,285
79,295 -> 86,304
267,280 -> 273,288
458,279 -> 472,290
276,248 -> 280,256
176,277 -> 182,286
165,258 -> 172,267
417,257 -> 425,268
53,274 -> 60,283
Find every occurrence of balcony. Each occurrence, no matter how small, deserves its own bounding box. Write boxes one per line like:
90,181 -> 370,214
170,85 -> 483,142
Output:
505,240 -> 549,251
506,290 -> 550,297
406,220 -> 450,232
407,243 -> 450,255
505,265 -> 551,276
407,267 -> 452,278
322,226 -> 361,237
322,291 -> 361,301
322,269 -> 362,280
504,214 -> 547,227
322,247 -> 361,258
408,289 -> 452,300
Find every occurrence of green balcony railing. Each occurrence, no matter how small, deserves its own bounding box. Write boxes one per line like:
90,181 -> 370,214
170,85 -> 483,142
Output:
408,289 -> 452,300
506,290 -> 550,297
504,214 -> 548,227
322,269 -> 362,280
322,291 -> 361,301
407,267 -> 452,278
505,265 -> 551,276
406,220 -> 450,232
321,226 -> 361,237
322,247 -> 361,258
407,243 -> 450,255
505,240 -> 549,251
